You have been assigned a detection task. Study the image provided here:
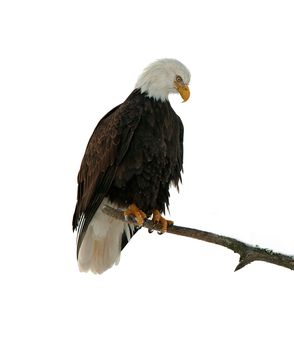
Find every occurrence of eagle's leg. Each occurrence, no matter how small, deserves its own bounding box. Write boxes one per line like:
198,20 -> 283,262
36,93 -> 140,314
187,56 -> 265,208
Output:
152,210 -> 174,232
124,204 -> 147,226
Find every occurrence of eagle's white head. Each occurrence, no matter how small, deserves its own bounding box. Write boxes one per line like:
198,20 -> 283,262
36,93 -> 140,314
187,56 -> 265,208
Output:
135,58 -> 191,102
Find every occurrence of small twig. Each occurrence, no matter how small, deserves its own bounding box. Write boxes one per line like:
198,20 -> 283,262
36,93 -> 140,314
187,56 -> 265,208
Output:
102,205 -> 294,271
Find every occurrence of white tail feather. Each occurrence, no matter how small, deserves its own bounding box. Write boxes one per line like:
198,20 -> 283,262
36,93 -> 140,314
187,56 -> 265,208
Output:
78,199 -> 134,274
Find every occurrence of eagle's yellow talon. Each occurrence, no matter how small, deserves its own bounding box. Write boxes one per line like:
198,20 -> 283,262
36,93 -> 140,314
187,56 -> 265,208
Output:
124,204 -> 146,226
152,210 -> 173,232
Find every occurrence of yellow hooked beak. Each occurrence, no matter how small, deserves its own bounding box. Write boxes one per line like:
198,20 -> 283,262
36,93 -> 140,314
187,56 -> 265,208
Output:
175,82 -> 190,102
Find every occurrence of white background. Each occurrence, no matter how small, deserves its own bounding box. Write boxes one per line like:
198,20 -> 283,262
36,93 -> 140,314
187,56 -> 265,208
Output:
1,0 -> 294,349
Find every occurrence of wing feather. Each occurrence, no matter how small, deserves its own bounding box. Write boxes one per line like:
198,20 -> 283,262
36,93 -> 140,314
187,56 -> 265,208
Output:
73,101 -> 141,256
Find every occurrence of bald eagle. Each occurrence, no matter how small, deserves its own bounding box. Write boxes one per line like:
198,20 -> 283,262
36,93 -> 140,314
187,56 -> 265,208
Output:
73,58 -> 191,274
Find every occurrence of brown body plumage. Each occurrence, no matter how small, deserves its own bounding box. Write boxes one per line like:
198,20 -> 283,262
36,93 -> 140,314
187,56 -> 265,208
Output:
73,89 -> 183,253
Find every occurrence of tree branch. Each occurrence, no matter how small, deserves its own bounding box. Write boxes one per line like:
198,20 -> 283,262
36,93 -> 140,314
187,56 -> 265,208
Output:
102,205 -> 294,271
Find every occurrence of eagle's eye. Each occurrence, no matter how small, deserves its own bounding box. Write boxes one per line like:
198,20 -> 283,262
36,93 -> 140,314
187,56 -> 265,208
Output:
175,75 -> 183,83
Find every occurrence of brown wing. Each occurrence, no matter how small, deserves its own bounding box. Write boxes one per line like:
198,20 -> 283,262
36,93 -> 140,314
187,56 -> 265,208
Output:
73,102 -> 141,256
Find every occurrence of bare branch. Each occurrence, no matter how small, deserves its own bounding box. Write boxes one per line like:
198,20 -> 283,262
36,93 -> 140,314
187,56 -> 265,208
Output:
102,205 -> 294,271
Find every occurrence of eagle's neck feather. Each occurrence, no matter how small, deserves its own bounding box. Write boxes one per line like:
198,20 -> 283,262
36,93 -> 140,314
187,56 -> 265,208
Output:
135,82 -> 169,102
135,67 -> 172,102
